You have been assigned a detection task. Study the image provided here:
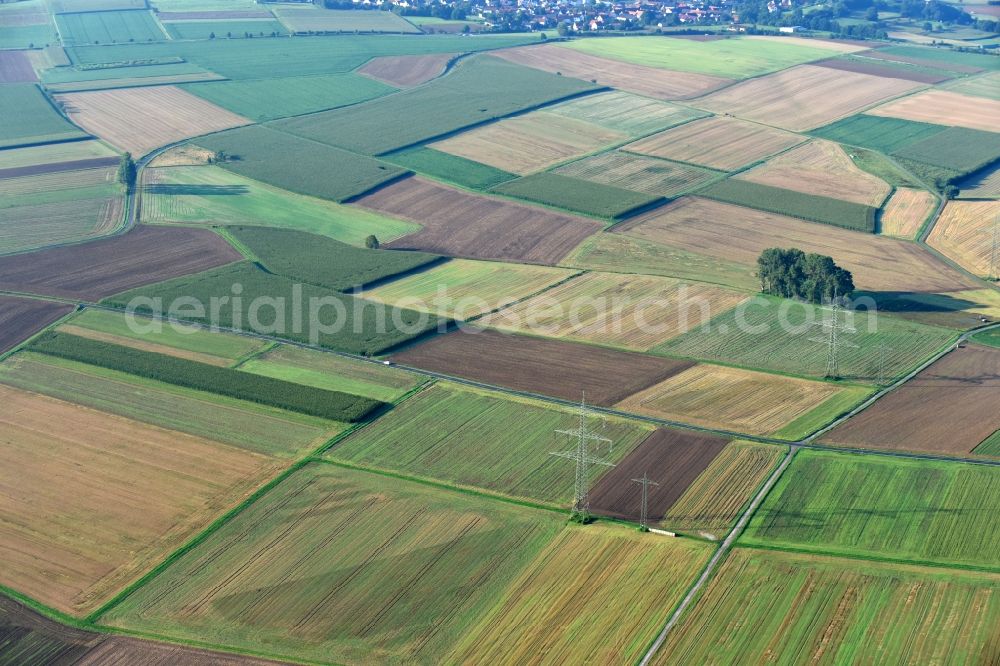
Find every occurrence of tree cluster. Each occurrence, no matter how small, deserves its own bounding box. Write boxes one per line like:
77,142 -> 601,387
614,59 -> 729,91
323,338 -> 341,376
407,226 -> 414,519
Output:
757,248 -> 855,303
117,152 -> 136,192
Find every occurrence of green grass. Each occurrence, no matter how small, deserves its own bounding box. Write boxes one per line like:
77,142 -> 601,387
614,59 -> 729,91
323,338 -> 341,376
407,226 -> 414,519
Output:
880,45 -> 1000,71
326,383 -> 653,505
384,146 -> 517,190
975,430 -> 1000,456
491,172 -> 662,220
811,115 -> 946,154
561,36 -> 839,79
195,125 -> 408,202
29,331 -> 385,421
972,329 -> 1000,348
273,55 -> 599,155
544,90 -> 708,136
100,462 -> 563,664
239,344 -> 422,403
849,147 -> 924,188
41,61 -> 215,84
142,164 -> 419,244
0,23 -> 59,49
658,547 -> 1000,664
743,449 -> 1000,569
55,10 -> 166,46
554,152 -> 723,198
653,296 -> 956,382
0,352 -> 342,457
0,84 -> 87,149
700,179 -> 877,232
181,73 -> 393,121
103,261 -> 444,355
946,71 -> 1000,101
164,20 -> 288,40
892,127 -> 1000,175
771,386 -> 873,440
227,225 -> 439,291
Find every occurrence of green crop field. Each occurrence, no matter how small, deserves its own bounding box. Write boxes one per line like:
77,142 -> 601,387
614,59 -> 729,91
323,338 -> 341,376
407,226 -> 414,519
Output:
0,352 -> 342,457
492,172 -> 662,220
555,152 -> 722,198
104,261 -> 443,355
163,20 -> 288,40
561,36 -> 840,79
0,141 -> 116,170
699,179 -> 877,232
849,147 -> 924,188
195,125 -> 408,202
274,6 -> 421,33
743,449 -> 1000,570
0,84 -> 87,149
182,73 -> 393,121
273,55 -> 599,155
0,23 -> 58,49
56,10 -> 166,46
892,127 -> 1000,175
142,165 -> 418,244
972,329 -> 1000,348
771,386 -> 873,440
29,332 -> 385,421
654,296 -> 956,382
41,61 -> 223,91
811,114 -> 946,154
240,344 -> 423,402
228,226 -> 439,291
657,548 -> 1000,664
101,462 -> 563,664
545,90 -> 707,136
975,430 -> 1000,456
947,71 -> 1000,101
384,146 -> 517,190
361,258 -> 574,319
879,45 -> 1000,71
326,383 -> 653,505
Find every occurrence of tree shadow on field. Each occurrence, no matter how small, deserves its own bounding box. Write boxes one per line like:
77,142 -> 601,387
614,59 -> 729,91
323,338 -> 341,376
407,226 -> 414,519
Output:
144,184 -> 249,196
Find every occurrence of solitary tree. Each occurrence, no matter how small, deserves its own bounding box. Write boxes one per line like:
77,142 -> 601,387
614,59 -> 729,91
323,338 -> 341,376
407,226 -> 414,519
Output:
117,152 -> 137,192
365,235 -> 380,249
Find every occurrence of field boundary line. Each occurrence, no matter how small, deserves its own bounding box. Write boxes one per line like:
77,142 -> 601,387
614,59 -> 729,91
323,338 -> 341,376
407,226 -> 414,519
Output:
638,445 -> 799,665
0,584 -> 99,631
466,269 -> 587,323
0,304 -> 78,363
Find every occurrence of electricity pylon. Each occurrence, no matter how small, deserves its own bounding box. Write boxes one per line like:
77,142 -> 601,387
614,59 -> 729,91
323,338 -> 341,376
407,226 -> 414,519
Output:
810,299 -> 858,379
632,472 -> 659,529
551,392 -> 615,522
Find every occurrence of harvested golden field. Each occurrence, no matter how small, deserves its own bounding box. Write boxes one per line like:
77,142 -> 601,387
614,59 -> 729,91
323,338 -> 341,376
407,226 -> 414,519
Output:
959,162 -> 1000,199
490,271 -> 748,351
692,65 -> 924,131
55,86 -> 251,156
736,139 -> 891,206
0,385 -> 281,616
742,35 -> 870,53
618,197 -> 974,293
866,89 -> 1000,132
625,115 -> 804,170
447,524 -> 712,665
927,200 -> 1000,277
430,111 -> 626,174
880,187 -> 937,238
491,43 -> 731,100
357,53 -> 452,87
616,364 -> 843,435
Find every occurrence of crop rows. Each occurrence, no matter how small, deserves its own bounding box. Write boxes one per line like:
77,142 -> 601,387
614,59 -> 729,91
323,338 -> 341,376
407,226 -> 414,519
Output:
491,172 -> 661,219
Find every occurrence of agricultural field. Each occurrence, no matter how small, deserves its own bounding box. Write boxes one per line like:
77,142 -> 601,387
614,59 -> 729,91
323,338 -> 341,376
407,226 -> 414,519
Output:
625,115 -> 804,171
357,53 -> 453,87
490,271 -> 748,351
618,197 -> 974,293
946,70 -> 1000,100
812,54 -> 955,83
361,259 -> 573,319
655,548 -> 1000,664
736,139 -> 891,207
383,146 -> 517,190
810,113 -> 947,153
492,43 -> 731,100
927,200 -> 1000,277
196,125 -> 408,202
655,294 -> 957,382
699,179 -> 877,232
491,172 -> 662,219
823,343 -> 1000,456
589,428 -> 730,522
0,84 -> 87,149
355,176 -> 602,264
0,296 -> 72,355
227,226 -> 439,291
449,525 -> 713,665
553,152 -> 722,198
0,22 -> 58,49
239,344 -> 423,403
0,353 -> 344,457
42,62 -> 225,92
662,441 -> 785,536
544,90 -> 707,136
743,449 -> 1000,570
616,364 -> 866,436
142,165 -> 419,244
959,162 -> 1000,198
0,139 -> 117,172
100,463 -> 563,664
55,86 -> 251,156
273,55 -> 598,155
866,89 -> 1000,132
692,65 -> 924,131
181,73 -> 393,121
51,0 -> 147,11
272,5 -> 420,33
0,49 -> 36,82
868,288 -> 1000,330
891,126 -> 1000,177
55,10 -> 166,46
0,384 -> 283,616
977,430 -> 1000,456
876,44 -> 1000,71
328,383 -> 652,505
0,225 -> 241,300
163,19 -> 287,40
430,112 -> 627,174
879,187 -> 937,238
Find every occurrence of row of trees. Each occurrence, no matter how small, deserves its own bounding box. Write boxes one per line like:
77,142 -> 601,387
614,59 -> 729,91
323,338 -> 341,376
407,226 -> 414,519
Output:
757,248 -> 855,304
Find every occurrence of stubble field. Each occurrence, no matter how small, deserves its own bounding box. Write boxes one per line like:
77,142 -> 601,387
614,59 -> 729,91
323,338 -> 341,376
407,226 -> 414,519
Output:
879,187 -> 937,238
866,89 -> 1000,132
927,200 -> 1000,278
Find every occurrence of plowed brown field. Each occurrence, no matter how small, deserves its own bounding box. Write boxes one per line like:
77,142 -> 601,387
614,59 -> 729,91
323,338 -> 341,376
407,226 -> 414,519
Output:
357,53 -> 452,87
0,296 -> 73,354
